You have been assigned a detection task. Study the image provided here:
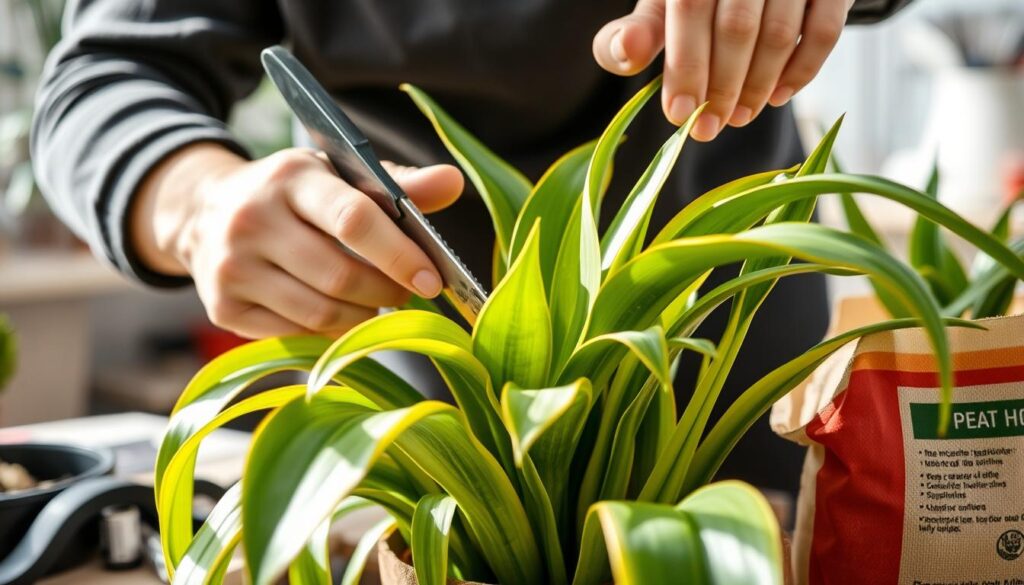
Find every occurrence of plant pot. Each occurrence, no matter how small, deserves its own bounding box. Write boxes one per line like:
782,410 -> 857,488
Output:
377,531 -> 491,585
0,443 -> 114,562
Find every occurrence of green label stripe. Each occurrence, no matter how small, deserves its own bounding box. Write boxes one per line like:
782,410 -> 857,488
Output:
911,399 -> 1024,440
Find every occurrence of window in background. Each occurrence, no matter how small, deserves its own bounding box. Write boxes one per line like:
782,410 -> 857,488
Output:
796,0 -> 1024,231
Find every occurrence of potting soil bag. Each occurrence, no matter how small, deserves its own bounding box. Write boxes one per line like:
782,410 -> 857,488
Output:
772,314 -> 1024,585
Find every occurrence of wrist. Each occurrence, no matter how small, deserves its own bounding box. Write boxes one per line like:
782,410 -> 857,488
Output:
130,142 -> 246,277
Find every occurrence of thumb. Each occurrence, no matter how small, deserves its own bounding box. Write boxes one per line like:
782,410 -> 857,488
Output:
593,0 -> 666,76
384,162 -> 464,213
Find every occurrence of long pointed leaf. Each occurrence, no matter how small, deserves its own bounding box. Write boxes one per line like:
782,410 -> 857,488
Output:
590,224 -> 955,501
517,457 -> 569,585
289,497 -> 376,585
243,396 -> 542,585
549,198 -> 602,376
585,77 -> 662,217
473,221 -> 551,388
601,104 -> 704,274
546,78 -> 663,374
411,495 -> 459,585
661,176 -> 1024,286
500,379 -> 592,568
308,310 -> 510,466
651,167 -> 797,247
340,518 -> 397,585
830,155 -> 912,317
159,386 -> 355,573
909,160 -> 968,304
686,317 -> 982,491
510,140 -> 599,289
173,483 -> 242,585
946,238 -> 1024,316
402,84 -> 532,255
564,327 -> 672,527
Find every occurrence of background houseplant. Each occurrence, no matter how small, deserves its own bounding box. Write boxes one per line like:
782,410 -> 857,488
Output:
154,78 -> 1024,585
835,157 -> 1023,319
0,314 -> 14,397
0,0 -> 64,238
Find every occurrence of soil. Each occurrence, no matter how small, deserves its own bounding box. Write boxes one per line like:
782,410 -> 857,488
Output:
0,459 -> 47,493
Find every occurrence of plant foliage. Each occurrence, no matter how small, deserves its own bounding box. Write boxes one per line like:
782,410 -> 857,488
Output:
157,80 -> 1024,585
833,154 -> 1022,320
0,314 -> 15,391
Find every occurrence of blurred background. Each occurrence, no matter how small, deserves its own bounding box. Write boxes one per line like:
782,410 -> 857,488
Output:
0,0 -> 1022,427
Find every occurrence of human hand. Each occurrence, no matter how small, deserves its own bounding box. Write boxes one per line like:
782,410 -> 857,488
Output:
132,144 -> 463,338
593,0 -> 855,141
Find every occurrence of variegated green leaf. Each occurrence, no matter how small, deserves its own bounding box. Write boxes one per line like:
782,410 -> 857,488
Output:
340,518 -> 397,585
510,140 -> 599,289
500,379 -> 592,467
473,221 -> 551,389
243,396 -> 541,585
402,84 -> 532,255
601,104 -> 704,275
686,317 -> 982,492
411,495 -> 459,585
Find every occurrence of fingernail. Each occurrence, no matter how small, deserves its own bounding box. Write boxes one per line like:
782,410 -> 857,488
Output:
412,270 -> 442,297
692,113 -> 721,141
769,86 -> 794,106
610,29 -> 628,64
668,95 -> 697,126
729,106 -> 752,127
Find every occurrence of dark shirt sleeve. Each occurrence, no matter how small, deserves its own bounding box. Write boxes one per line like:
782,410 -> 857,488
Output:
848,0 -> 914,24
31,0 -> 283,286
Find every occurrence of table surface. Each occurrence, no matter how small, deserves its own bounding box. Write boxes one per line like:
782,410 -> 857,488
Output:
1,412 -> 386,584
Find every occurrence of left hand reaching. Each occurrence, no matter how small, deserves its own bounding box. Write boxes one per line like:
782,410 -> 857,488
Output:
593,0 -> 856,141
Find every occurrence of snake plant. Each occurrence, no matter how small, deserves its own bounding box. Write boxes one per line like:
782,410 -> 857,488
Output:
155,78 -> 1024,585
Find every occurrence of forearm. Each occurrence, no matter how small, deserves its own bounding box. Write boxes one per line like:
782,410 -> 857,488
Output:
130,143 -> 248,277
30,0 -> 280,286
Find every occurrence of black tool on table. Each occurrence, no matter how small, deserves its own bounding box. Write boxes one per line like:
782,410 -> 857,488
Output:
0,474 -> 225,584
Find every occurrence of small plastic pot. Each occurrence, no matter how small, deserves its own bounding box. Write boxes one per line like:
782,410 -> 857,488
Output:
0,443 -> 114,560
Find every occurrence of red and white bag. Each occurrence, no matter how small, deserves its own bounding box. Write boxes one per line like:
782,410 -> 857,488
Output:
774,304 -> 1024,585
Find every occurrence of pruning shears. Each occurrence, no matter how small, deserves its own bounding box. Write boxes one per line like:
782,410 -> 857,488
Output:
261,45 -> 488,324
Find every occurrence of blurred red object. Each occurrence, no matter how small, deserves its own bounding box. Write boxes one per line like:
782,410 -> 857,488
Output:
192,323 -> 248,362
1003,151 -> 1024,204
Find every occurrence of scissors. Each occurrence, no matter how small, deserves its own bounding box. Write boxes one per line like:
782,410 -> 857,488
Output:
261,45 -> 488,324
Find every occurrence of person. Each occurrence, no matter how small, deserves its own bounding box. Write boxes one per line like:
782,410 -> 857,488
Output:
31,0 -> 912,496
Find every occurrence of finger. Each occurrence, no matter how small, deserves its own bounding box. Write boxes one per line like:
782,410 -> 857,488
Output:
663,0 -> 715,127
769,0 -> 847,107
285,169 -> 445,298
312,153 -> 463,214
697,0 -> 766,140
260,219 -> 411,309
234,263 -> 379,333
593,0 -> 666,76
730,0 -> 804,127
227,304 -> 314,340
382,162 -> 464,213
